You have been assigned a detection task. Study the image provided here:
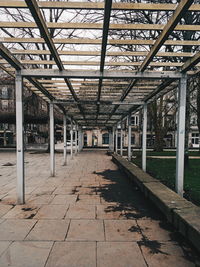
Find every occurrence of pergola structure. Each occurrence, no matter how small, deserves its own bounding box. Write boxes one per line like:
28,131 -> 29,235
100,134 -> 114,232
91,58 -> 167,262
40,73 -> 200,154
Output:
0,0 -> 200,204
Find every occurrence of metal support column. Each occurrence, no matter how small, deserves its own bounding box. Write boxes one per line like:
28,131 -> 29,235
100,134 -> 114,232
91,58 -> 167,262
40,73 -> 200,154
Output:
115,127 -> 118,154
120,122 -> 123,156
109,131 -> 112,151
142,104 -> 147,172
63,115 -> 67,166
70,120 -> 73,159
78,129 -> 81,152
81,131 -> 84,150
176,75 -> 187,196
75,125 -> 77,155
50,102 -> 55,176
112,127 -> 115,152
16,71 -> 25,204
128,115 -> 132,161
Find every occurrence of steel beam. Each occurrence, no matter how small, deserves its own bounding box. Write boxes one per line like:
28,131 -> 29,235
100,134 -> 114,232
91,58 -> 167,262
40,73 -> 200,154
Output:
16,71 -> 25,204
182,51 -> 200,72
21,69 -> 182,79
176,75 -> 187,196
1,1 -> 199,11
140,0 -> 194,72
142,104 -> 147,172
128,115 -> 132,161
110,0 -> 193,120
25,0 -> 84,120
50,103 -> 55,176
96,0 -> 112,108
63,115 -> 67,166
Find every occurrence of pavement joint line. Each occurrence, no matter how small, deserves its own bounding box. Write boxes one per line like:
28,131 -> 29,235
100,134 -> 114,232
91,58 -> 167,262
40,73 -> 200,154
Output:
64,219 -> 71,241
24,219 -> 38,240
44,241 -> 55,267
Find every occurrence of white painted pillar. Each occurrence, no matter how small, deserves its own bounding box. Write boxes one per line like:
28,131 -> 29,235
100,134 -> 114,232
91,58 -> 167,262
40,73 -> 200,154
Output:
109,131 -> 112,151
142,103 -> 147,172
78,129 -> 81,152
120,122 -> 123,156
50,102 -> 55,176
115,127 -> 118,154
16,71 -> 25,204
128,114 -> 132,161
82,132 -> 84,149
176,75 -> 187,196
112,127 -> 115,152
70,120 -> 73,159
75,125 -> 78,155
63,115 -> 67,166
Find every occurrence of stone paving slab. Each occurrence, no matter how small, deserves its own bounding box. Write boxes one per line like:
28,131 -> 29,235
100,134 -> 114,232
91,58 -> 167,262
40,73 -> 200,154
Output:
0,241 -> 53,267
27,194 -> 55,205
0,204 -> 13,218
104,219 -> 142,241
97,242 -> 146,267
139,241 -> 196,267
137,219 -> 173,241
46,241 -> 96,267
3,204 -> 40,219
77,195 -> 101,205
50,194 -> 77,205
0,150 -> 199,266
25,219 -> 70,241
31,186 -> 56,195
34,204 -> 69,219
65,204 -> 96,219
67,219 -> 104,241
96,204 -> 124,220
0,241 -> 11,256
0,219 -> 37,241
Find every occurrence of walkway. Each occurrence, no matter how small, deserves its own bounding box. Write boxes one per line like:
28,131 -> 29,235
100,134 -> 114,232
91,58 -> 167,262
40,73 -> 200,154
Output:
0,150 -> 199,266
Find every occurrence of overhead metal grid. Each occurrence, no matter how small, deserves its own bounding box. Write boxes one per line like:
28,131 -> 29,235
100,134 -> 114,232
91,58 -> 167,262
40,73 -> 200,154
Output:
0,0 -> 199,127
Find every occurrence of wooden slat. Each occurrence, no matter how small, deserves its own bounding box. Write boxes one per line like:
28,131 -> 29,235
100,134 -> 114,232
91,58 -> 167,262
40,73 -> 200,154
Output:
140,0 -> 194,71
0,21 -> 200,31
1,59 -> 198,67
10,49 -> 195,58
0,1 -> 199,11
181,51 -> 200,72
1,37 -> 200,46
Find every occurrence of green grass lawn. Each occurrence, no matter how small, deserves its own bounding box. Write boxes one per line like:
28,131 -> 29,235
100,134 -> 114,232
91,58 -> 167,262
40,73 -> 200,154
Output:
132,154 -> 200,206
132,150 -> 200,157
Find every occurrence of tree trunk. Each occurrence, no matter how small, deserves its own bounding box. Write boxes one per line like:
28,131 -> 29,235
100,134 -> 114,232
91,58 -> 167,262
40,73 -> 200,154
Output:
154,129 -> 164,152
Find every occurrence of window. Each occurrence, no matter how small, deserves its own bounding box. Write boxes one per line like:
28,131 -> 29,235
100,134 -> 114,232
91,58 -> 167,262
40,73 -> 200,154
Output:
191,133 -> 199,145
1,100 -> 8,109
1,87 -> 8,99
191,117 -> 197,125
84,133 -> 87,146
131,115 -> 139,126
102,133 -> 109,145
131,134 -> 135,145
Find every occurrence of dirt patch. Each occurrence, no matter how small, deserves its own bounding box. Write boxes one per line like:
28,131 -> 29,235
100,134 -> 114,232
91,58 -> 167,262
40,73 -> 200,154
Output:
2,162 -> 15,166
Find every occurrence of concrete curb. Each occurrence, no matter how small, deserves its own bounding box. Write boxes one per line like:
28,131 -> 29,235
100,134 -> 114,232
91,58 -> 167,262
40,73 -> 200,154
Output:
112,154 -> 200,253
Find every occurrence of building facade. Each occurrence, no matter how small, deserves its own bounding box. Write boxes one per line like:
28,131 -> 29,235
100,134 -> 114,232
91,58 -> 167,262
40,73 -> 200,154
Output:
0,73 -> 62,147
